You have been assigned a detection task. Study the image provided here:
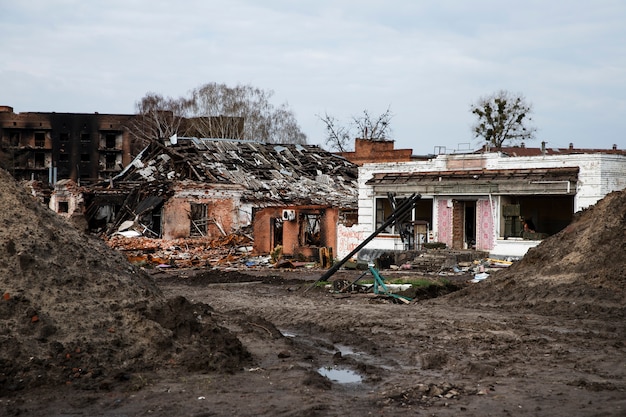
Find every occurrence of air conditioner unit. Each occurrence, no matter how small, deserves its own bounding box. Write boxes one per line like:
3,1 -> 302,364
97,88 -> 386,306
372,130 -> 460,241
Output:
282,209 -> 296,221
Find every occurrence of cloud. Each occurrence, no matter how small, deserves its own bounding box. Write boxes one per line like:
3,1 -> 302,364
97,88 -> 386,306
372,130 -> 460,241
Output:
1,0 -> 624,153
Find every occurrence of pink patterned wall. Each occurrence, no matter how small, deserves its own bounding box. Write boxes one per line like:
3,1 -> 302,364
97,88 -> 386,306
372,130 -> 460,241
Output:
476,199 -> 495,250
437,199 -> 453,247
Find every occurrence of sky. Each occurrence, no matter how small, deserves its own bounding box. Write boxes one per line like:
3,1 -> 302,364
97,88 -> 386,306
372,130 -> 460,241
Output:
1,0 -> 625,155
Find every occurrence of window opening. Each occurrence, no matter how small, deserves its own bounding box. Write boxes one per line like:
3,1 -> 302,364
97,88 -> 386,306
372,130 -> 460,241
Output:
58,201 -> 69,213
105,153 -> 117,169
375,194 -> 413,236
502,204 -> 521,238
34,152 -> 45,168
375,198 -> 392,232
9,132 -> 20,146
81,133 -> 91,142
60,133 -> 69,142
105,133 -> 117,149
300,213 -> 321,247
35,132 -> 45,147
189,203 -> 207,236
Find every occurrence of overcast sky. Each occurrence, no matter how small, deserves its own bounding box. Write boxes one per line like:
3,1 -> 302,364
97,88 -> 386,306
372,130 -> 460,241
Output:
1,0 -> 624,155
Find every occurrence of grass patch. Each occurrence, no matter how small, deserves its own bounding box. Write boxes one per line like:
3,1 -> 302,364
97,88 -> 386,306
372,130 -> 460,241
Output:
358,277 -> 448,287
389,278 -> 436,287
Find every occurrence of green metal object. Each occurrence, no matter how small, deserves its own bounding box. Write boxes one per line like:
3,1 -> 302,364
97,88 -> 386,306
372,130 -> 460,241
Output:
368,264 -> 412,303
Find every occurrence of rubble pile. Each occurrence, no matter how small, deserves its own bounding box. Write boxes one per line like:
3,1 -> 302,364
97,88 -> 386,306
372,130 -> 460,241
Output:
105,232 -> 253,268
451,189 -> 626,319
0,169 -> 251,394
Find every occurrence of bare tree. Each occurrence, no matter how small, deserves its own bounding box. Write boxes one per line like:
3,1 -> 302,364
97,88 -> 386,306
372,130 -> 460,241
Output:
127,93 -> 192,153
352,108 -> 393,141
318,112 -> 352,152
128,84 -> 307,149
318,107 -> 393,152
470,90 -> 537,148
189,83 -> 307,144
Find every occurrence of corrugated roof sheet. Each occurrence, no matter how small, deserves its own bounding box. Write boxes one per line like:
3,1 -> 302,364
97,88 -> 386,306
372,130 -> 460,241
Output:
113,138 -> 358,208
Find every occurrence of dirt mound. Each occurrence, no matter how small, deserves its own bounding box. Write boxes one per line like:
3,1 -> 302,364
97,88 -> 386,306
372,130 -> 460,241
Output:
448,189 -> 626,319
0,169 -> 251,394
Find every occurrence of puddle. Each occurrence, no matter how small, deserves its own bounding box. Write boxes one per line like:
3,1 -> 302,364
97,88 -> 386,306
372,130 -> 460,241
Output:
317,366 -> 362,383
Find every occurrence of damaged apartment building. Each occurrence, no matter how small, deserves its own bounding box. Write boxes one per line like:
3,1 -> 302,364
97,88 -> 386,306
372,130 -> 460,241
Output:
344,139 -> 626,258
0,104 -> 243,206
83,137 -> 358,261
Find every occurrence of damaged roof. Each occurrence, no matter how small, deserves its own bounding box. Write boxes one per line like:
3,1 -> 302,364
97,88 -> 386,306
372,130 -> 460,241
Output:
367,167 -> 580,195
111,138 -> 359,208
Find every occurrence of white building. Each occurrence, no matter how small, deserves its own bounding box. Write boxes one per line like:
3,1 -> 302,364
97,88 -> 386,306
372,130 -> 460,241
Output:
350,144 -> 626,258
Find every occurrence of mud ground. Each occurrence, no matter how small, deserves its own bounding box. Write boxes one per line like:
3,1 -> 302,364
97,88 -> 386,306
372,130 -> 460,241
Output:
4,266 -> 624,417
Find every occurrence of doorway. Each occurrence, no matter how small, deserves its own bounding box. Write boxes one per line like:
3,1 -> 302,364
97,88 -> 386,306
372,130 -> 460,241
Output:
464,201 -> 476,249
270,217 -> 283,250
452,200 -> 476,250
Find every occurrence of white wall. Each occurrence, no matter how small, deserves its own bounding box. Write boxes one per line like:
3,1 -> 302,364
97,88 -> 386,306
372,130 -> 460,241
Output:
357,152 -> 626,256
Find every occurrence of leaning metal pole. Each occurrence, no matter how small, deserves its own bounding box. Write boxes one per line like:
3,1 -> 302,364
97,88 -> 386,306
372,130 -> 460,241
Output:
305,193 -> 421,291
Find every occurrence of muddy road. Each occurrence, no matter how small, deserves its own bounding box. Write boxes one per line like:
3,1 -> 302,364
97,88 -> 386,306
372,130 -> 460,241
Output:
9,267 -> 623,417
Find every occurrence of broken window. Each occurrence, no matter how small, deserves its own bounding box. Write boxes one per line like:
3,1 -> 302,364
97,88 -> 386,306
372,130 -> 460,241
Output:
81,133 -> 91,142
502,204 -> 521,238
59,133 -> 69,142
34,132 -> 45,147
376,198 -> 393,233
34,152 -> 46,168
105,133 -> 117,149
59,153 -> 69,162
503,196 -> 574,239
81,153 -> 90,162
9,132 -> 20,146
300,213 -> 322,247
189,203 -> 208,237
105,153 -> 117,170
58,201 -> 69,213
375,196 -> 412,235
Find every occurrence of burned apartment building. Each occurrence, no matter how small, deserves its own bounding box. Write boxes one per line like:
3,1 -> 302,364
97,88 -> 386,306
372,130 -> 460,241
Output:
0,105 -> 244,185
84,137 -> 358,261
0,106 -> 137,185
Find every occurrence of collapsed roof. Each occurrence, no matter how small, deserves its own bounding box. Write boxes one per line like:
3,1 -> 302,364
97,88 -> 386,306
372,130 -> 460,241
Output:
109,138 -> 359,208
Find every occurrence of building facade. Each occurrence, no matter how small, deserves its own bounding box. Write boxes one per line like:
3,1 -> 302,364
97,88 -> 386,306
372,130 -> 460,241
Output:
339,140 -> 626,258
0,106 -> 136,184
0,106 -> 245,185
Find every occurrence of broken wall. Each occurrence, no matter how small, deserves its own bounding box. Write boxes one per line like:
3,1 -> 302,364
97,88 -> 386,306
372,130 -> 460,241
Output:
162,185 -> 246,240
253,206 -> 339,261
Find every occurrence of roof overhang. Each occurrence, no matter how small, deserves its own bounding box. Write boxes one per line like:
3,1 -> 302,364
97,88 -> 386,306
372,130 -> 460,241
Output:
366,167 -> 579,195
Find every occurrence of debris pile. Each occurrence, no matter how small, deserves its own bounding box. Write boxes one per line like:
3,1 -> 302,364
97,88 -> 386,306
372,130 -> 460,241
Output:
105,231 -> 254,268
0,169 -> 251,394
450,189 -> 626,319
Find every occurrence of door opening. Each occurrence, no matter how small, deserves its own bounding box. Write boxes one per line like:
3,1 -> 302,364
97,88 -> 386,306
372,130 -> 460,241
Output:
464,201 -> 476,249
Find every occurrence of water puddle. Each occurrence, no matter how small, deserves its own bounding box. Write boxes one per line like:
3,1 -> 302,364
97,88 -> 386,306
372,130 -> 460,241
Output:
317,366 -> 362,384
